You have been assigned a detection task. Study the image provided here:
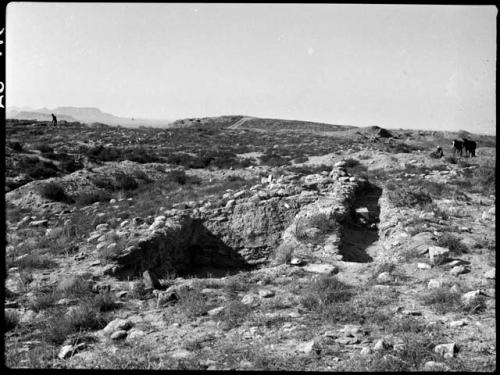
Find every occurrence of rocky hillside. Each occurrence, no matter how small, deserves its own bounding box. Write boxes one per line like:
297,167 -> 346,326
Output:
4,118 -> 496,370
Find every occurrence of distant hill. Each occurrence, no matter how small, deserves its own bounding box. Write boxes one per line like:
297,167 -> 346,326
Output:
6,106 -> 174,128
169,115 -> 358,133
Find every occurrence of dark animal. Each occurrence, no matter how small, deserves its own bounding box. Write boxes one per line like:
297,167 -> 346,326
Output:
452,139 -> 464,156
462,138 -> 477,157
51,113 -> 57,127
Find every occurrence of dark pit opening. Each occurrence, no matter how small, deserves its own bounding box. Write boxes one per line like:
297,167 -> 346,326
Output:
110,217 -> 255,281
339,183 -> 382,263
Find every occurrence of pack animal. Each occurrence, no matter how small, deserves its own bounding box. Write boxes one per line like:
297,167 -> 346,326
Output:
452,139 -> 464,156
462,138 -> 477,157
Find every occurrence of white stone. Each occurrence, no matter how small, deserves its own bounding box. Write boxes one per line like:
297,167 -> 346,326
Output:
428,246 -> 450,265
355,207 -> 370,220
170,349 -> 193,359
302,263 -> 338,275
95,223 -> 109,233
461,290 -> 481,305
360,347 -> 372,356
241,294 -> 260,307
423,361 -> 451,371
58,345 -> 74,360
258,289 -> 275,298
417,263 -> 431,270
102,318 -> 133,335
297,340 -> 315,354
207,306 -> 225,316
484,269 -> 495,279
434,343 -> 456,358
373,339 -> 388,351
449,265 -> 467,276
376,272 -> 393,284
449,320 -> 467,328
428,279 -> 444,289
110,330 -> 128,340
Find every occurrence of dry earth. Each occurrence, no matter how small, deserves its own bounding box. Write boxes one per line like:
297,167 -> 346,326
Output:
4,118 -> 496,370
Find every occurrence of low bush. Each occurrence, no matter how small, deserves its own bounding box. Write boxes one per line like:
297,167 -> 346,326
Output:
75,190 -> 112,206
300,275 -> 353,311
60,158 -> 84,173
45,303 -> 108,345
5,310 -> 20,331
56,275 -> 92,298
114,173 -> 138,190
215,301 -> 252,330
39,181 -> 70,202
13,253 -> 58,271
91,176 -> 114,190
123,147 -> 160,163
436,232 -> 468,254
93,291 -> 118,312
421,287 -> 461,314
386,185 -> 432,208
35,143 -> 54,153
259,153 -> 289,167
86,145 -> 122,162
8,141 -> 23,152
167,170 -> 187,185
28,291 -> 59,312
176,288 -> 210,318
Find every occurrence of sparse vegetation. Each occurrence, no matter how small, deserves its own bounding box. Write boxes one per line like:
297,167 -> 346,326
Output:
436,232 -> 468,254
4,118 -> 495,370
38,181 -> 70,202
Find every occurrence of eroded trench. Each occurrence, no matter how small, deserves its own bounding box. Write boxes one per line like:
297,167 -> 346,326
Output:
106,180 -> 385,281
338,183 -> 383,263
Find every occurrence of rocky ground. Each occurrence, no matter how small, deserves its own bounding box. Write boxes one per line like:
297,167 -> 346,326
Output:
4,118 -> 496,370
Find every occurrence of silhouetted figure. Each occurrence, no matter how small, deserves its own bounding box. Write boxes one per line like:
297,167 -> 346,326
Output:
436,145 -> 443,158
452,139 -> 464,156
51,113 -> 57,127
462,138 -> 477,157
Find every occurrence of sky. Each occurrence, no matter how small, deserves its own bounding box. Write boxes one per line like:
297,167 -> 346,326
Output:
6,3 -> 497,134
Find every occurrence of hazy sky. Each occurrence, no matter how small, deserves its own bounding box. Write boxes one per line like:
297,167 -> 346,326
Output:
6,3 -> 497,134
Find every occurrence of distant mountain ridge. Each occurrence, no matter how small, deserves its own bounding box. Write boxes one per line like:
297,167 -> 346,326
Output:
6,106 -> 174,128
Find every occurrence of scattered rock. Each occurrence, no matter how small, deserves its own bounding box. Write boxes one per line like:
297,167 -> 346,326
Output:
434,343 -> 457,358
258,289 -> 275,298
373,338 -> 389,351
376,272 -> 393,284
461,290 -> 481,306
360,347 -> 372,357
449,265 -> 468,276
423,361 -> 451,371
428,278 -> 445,289
95,223 -> 110,233
484,269 -> 495,279
298,339 -> 316,354
417,263 -> 431,270
102,318 -> 133,336
355,207 -> 370,221
302,263 -> 338,275
170,349 -> 193,359
110,330 -> 128,341
143,270 -> 161,290
449,320 -> 467,328
58,345 -> 74,360
428,246 -> 450,265
207,306 -> 225,316
241,294 -> 260,307
29,219 -> 48,227
289,257 -> 303,266
126,329 -> 146,342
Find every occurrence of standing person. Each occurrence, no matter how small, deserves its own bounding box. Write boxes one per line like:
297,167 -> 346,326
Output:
51,113 -> 57,127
